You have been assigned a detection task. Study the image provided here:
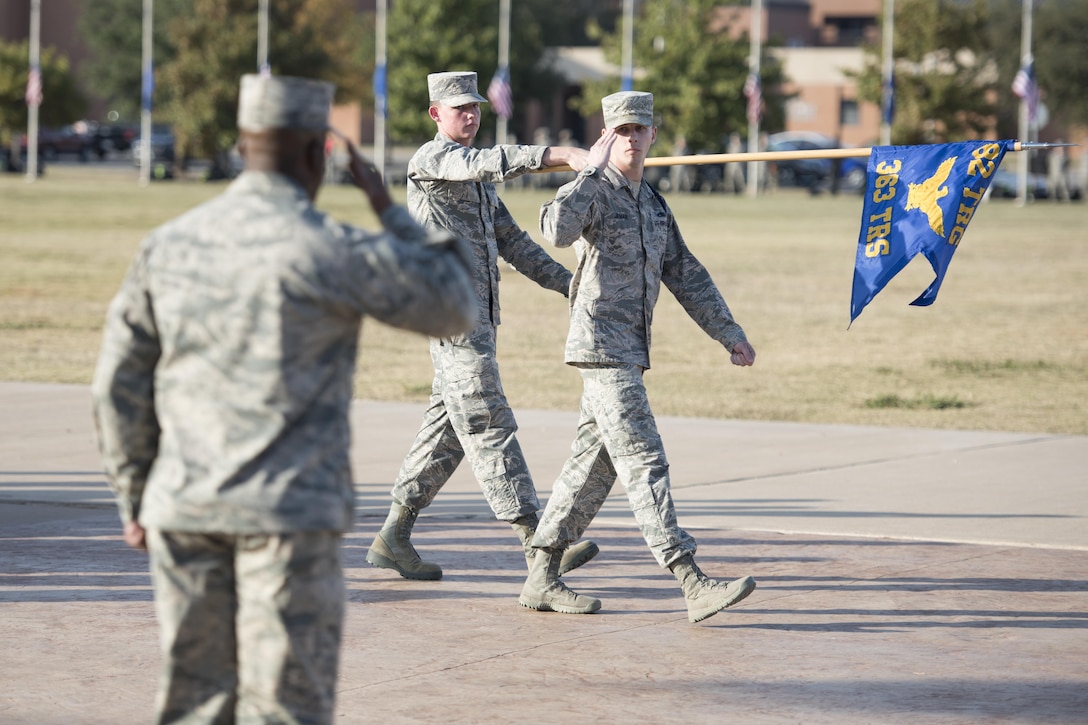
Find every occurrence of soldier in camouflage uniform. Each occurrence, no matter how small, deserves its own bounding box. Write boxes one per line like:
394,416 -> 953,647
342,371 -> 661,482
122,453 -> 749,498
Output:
366,71 -> 599,582
91,74 -> 478,723
520,91 -> 759,623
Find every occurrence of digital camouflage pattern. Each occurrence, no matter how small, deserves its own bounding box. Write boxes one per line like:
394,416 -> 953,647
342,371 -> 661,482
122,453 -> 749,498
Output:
91,170 -> 478,534
392,324 -> 539,520
237,74 -> 334,132
148,529 -> 344,723
601,90 -> 654,129
427,71 -> 488,106
535,165 -> 749,568
93,167 -> 476,724
532,364 -> 697,567
390,133 -> 572,522
540,164 -> 748,369
408,131 -> 571,328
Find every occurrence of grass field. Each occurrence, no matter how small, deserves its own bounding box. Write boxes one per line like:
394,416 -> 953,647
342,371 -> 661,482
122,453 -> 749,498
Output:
2,165 -> 1085,434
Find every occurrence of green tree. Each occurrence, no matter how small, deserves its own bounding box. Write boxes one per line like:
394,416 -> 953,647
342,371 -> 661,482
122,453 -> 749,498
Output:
854,0 -> 995,144
576,0 -> 785,154
1032,0 -> 1088,126
0,40 -> 87,167
78,0 -> 188,121
986,0 -> 1088,135
160,0 -> 370,173
78,0 -> 369,176
385,0 -> 562,144
533,0 -> 621,46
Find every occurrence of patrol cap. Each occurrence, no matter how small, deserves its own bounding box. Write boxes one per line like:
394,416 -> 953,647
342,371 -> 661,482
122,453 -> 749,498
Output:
602,91 -> 654,129
428,71 -> 488,107
237,74 -> 335,132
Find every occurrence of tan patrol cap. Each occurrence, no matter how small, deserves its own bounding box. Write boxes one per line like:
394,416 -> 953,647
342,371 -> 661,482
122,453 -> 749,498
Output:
602,91 -> 654,129
428,71 -> 488,107
237,74 -> 334,132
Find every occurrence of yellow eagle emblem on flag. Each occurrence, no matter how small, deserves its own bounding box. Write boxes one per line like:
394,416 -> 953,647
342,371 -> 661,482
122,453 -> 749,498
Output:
904,156 -> 957,237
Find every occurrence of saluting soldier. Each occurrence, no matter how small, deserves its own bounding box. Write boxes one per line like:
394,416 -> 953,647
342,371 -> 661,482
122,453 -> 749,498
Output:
91,73 -> 478,723
366,71 -> 600,581
522,91 -> 758,623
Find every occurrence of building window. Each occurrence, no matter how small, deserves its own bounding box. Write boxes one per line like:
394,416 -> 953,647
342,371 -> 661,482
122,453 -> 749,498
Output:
840,99 -> 859,126
787,98 -> 816,123
825,16 -> 875,47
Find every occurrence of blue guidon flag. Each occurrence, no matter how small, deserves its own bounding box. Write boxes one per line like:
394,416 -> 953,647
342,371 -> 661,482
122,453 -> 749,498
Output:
850,140 -> 1015,324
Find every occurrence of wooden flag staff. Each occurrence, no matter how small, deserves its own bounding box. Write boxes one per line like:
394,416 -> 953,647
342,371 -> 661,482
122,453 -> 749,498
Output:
532,141 -> 1074,175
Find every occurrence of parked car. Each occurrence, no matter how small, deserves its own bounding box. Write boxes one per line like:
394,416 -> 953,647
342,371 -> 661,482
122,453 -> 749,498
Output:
131,125 -> 177,177
766,131 -> 866,192
2,145 -> 47,175
987,167 -> 1049,200
90,122 -> 137,158
21,124 -> 95,161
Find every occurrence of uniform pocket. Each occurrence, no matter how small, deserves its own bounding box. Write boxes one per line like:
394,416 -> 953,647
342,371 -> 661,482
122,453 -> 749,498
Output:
444,374 -> 492,434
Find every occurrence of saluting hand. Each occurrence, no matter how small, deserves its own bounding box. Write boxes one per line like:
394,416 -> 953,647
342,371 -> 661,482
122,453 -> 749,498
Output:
335,130 -> 393,214
586,128 -> 617,170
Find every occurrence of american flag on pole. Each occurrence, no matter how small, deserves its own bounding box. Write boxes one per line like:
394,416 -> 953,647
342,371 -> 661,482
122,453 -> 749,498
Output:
743,71 -> 762,124
1012,57 -> 1040,124
25,65 -> 43,107
488,66 -> 513,120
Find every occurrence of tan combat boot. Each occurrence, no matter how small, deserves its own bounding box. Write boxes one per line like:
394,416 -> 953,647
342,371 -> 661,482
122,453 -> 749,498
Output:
669,554 -> 755,623
366,503 -> 442,580
518,547 -> 602,614
511,513 -> 600,575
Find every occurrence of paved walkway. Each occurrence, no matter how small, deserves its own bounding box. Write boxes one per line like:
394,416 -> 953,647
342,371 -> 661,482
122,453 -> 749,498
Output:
1,382 -> 1085,723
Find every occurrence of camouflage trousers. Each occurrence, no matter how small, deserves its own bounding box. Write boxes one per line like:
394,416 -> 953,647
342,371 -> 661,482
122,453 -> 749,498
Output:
146,529 -> 344,725
390,326 -> 539,521
534,364 -> 696,568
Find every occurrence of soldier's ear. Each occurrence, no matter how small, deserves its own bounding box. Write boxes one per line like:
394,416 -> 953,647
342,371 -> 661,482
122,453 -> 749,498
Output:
300,135 -> 326,199
307,136 -> 324,171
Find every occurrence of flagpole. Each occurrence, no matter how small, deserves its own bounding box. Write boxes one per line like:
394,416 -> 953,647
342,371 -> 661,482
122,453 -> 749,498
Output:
1016,0 -> 1033,206
139,0 -> 153,186
746,0 -> 762,197
374,0 -> 387,177
257,0 -> 270,74
496,0 -> 510,144
25,0 -> 41,183
879,0 -> 894,145
621,0 -> 634,92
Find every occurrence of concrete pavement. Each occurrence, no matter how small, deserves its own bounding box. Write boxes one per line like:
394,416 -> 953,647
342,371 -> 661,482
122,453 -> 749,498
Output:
1,381 -> 1086,723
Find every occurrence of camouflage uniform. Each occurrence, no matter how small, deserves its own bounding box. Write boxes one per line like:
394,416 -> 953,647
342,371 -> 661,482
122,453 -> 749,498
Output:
389,131 -> 572,521
92,87 -> 477,722
534,161 -> 749,568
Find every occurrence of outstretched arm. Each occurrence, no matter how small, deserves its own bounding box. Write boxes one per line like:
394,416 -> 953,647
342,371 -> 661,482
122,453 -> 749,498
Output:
409,137 -> 547,184
542,145 -> 589,171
